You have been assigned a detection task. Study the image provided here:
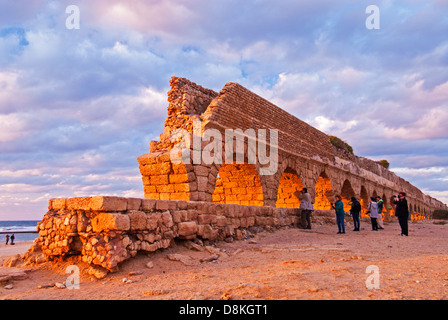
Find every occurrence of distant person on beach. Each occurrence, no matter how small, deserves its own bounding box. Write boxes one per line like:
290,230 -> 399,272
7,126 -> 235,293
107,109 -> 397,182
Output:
376,196 -> 385,229
10,234 -> 15,245
349,197 -> 361,231
394,192 -> 409,236
296,187 -> 314,229
5,234 -> 9,245
331,195 -> 345,234
368,197 -> 379,230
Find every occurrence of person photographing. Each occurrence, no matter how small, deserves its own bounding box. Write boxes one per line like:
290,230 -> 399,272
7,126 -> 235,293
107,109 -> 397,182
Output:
393,192 -> 409,236
295,188 -> 314,229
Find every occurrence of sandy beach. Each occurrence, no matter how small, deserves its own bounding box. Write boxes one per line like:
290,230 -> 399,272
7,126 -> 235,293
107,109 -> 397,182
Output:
0,242 -> 34,259
0,218 -> 447,300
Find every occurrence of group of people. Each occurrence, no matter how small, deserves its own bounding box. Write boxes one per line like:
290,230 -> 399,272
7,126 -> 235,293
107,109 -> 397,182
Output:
332,195 -> 385,233
295,188 -> 410,236
5,234 -> 15,245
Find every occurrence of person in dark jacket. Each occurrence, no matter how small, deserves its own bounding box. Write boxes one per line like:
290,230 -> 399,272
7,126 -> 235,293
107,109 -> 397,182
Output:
349,197 -> 361,231
376,196 -> 385,229
331,195 -> 345,234
394,192 -> 409,236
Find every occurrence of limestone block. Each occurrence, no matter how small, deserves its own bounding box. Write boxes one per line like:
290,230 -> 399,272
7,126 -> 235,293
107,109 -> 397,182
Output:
89,196 -> 128,212
49,198 -> 66,210
66,197 -> 92,211
197,224 -> 218,240
149,175 -> 169,185
137,153 -> 158,165
224,224 -> 234,237
77,213 -> 89,233
178,221 -> 198,237
156,200 -> 177,210
91,213 -> 130,232
128,210 -> 147,231
141,198 -> 156,211
198,214 -> 217,225
127,198 -> 142,210
196,176 -> 209,192
169,174 -> 190,184
194,166 -> 210,177
161,211 -> 174,228
139,162 -> 172,176
146,212 -> 162,230
170,192 -> 190,201
216,216 -> 227,227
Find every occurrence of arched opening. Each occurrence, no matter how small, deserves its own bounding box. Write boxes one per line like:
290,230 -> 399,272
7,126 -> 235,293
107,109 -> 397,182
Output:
212,163 -> 263,206
360,186 -> 369,217
341,179 -> 355,212
381,193 -> 389,216
276,168 -> 303,208
390,195 -> 396,217
314,172 -> 333,210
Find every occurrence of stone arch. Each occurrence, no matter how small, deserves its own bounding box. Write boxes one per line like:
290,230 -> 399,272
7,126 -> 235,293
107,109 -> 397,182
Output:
340,179 -> 356,212
390,195 -> 397,216
276,167 -> 304,208
381,193 -> 389,213
314,171 -> 334,210
360,185 -> 369,216
211,163 -> 263,206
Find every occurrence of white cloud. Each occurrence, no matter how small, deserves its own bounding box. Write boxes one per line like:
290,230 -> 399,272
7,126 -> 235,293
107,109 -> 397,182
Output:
311,115 -> 358,134
0,113 -> 31,142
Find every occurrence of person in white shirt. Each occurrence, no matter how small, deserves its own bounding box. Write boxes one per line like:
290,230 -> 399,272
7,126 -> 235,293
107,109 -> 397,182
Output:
295,188 -> 314,229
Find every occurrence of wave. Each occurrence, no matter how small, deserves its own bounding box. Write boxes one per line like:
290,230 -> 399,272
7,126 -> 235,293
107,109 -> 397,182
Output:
0,221 -> 39,233
0,226 -> 37,232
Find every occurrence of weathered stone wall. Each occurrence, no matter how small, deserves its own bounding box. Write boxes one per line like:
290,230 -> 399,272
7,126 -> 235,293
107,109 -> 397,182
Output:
33,196 -> 317,271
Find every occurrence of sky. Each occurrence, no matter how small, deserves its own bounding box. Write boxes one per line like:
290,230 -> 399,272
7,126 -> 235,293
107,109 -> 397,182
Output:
0,0 -> 447,220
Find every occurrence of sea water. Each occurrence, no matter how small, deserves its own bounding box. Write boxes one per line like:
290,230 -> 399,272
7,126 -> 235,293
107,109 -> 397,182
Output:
0,220 -> 39,243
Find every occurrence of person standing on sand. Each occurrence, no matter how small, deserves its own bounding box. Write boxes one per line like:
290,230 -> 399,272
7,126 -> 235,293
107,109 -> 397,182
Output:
349,197 -> 361,231
376,196 -> 385,229
10,234 -> 15,245
331,195 -> 345,234
368,197 -> 379,231
296,187 -> 314,229
5,234 -> 9,245
394,192 -> 409,236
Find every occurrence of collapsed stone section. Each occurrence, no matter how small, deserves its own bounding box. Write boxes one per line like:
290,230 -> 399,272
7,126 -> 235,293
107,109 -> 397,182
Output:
32,196 -> 303,271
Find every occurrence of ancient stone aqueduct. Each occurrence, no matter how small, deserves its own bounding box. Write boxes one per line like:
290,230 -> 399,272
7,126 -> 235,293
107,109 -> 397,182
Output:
30,77 -> 447,272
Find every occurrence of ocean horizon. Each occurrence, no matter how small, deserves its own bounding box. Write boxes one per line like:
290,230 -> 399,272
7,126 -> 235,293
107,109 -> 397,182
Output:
0,220 -> 39,243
